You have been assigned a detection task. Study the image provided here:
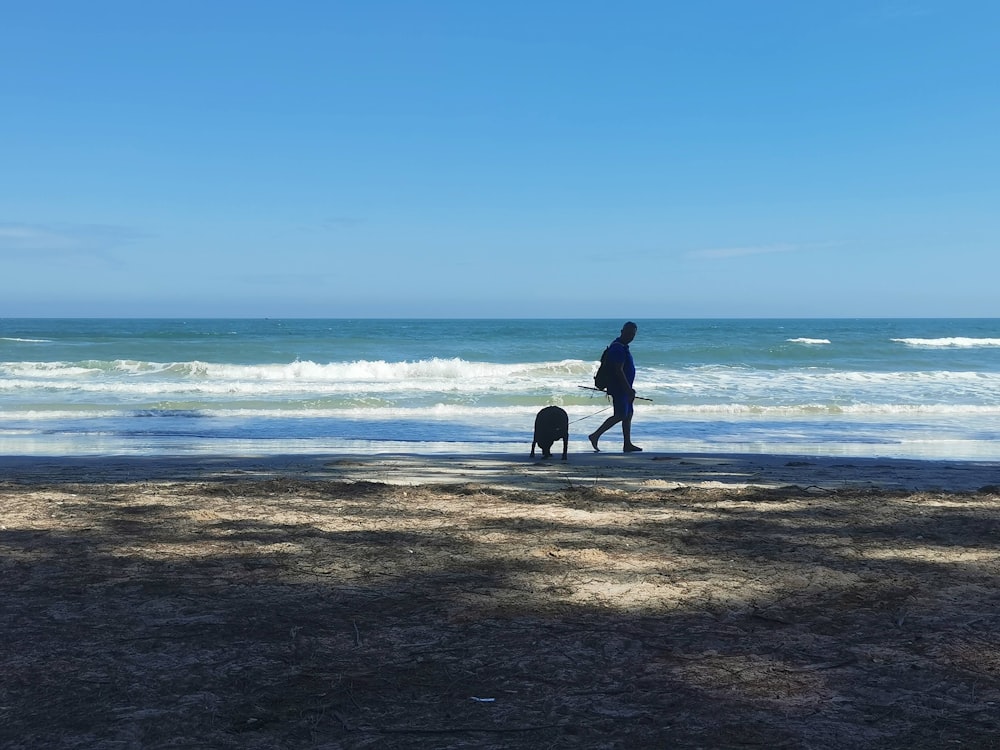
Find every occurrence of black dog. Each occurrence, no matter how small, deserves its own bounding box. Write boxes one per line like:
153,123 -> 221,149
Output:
531,405 -> 568,460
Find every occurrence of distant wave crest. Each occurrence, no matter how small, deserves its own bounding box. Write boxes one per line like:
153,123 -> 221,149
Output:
787,337 -> 831,345
892,337 -> 1000,348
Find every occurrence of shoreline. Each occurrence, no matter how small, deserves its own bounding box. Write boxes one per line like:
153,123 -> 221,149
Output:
3,450 -> 1000,492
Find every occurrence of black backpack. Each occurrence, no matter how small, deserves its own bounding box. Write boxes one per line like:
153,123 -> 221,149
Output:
594,346 -> 612,391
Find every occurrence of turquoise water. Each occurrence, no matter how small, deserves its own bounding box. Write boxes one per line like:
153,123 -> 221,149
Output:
2,318 -> 1000,459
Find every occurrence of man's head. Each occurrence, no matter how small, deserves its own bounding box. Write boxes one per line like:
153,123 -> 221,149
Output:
621,321 -> 638,344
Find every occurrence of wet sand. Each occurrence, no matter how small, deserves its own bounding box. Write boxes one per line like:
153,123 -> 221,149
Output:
3,450 -> 1000,492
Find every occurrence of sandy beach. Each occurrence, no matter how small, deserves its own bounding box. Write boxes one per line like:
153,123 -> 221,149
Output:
3,451 -> 1000,748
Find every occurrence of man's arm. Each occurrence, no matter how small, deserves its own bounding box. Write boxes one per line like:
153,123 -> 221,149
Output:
613,362 -> 635,399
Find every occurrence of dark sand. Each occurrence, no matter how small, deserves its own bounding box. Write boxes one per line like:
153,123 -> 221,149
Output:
3,452 -> 999,748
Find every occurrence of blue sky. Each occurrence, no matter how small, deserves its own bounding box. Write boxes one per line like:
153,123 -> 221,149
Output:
2,1 -> 997,318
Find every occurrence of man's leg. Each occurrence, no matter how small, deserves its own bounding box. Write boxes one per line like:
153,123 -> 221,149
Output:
588,415 -> 621,452
590,391 -> 629,451
622,414 -> 642,452
621,399 -> 641,452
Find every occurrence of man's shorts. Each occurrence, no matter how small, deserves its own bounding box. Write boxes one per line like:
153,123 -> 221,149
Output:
610,390 -> 634,419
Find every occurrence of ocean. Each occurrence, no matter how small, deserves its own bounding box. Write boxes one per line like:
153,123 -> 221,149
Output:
2,318 -> 1000,461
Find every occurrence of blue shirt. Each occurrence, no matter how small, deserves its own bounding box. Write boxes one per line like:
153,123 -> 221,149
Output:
605,337 -> 635,392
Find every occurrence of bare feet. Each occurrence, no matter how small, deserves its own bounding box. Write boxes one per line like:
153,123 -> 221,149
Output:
624,444 -> 643,453
588,433 -> 600,452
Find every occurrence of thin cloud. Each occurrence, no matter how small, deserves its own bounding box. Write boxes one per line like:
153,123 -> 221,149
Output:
231,271 -> 337,286
322,216 -> 364,229
686,243 -> 803,260
0,222 -> 142,265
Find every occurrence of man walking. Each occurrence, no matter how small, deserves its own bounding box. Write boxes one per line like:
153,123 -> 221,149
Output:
589,321 -> 642,453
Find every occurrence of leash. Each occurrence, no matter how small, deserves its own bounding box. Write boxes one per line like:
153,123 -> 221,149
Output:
568,404 -> 612,425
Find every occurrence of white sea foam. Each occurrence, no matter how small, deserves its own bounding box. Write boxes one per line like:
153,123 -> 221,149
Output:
0,358 -> 595,397
5,360 -> 1000,410
892,337 -> 1000,348
2,357 -> 592,382
0,337 -> 51,343
0,361 -> 103,378
0,410 -> 124,420
787,337 -> 831,345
